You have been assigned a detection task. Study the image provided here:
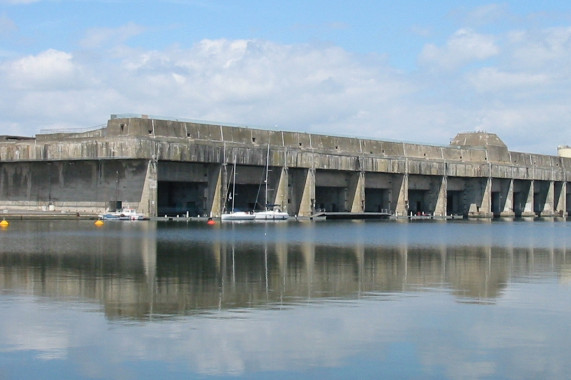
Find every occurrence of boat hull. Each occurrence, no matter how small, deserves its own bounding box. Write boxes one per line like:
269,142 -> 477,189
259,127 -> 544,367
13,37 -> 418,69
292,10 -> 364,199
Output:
101,215 -> 147,221
99,208 -> 147,221
254,211 -> 289,220
221,212 -> 256,221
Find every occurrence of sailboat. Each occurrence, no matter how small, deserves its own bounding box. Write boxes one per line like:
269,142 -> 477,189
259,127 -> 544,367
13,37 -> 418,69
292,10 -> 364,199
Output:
221,159 -> 255,221
254,145 -> 289,221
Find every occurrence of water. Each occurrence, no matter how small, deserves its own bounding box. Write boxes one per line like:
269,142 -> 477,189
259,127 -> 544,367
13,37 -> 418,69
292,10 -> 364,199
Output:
0,219 -> 569,379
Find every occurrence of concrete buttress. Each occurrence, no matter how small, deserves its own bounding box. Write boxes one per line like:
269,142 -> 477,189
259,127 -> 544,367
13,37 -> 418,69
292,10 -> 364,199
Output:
274,167 -> 289,213
554,181 -> 567,217
348,171 -> 365,213
523,180 -> 535,217
393,174 -> 408,216
207,164 -> 223,217
298,169 -> 315,217
139,159 -> 158,217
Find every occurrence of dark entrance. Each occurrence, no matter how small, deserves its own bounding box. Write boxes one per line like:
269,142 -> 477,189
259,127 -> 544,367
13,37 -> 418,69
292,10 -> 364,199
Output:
364,188 -> 388,212
408,190 -> 427,215
158,181 -> 207,217
447,191 -> 463,216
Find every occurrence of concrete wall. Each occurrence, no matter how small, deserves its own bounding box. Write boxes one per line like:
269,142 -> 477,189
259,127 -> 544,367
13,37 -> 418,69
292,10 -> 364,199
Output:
3,117 -> 571,181
0,159 -> 147,213
1,115 -> 570,218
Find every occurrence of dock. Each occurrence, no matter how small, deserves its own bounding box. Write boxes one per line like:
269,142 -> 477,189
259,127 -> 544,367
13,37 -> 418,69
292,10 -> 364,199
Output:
312,212 -> 392,220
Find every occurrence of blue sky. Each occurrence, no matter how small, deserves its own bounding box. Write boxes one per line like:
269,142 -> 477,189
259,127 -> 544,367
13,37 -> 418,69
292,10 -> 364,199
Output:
1,0 -> 571,154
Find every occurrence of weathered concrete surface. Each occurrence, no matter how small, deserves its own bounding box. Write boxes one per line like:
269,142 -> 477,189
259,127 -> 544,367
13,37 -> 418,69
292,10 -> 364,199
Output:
0,115 -> 569,219
0,159 -> 148,215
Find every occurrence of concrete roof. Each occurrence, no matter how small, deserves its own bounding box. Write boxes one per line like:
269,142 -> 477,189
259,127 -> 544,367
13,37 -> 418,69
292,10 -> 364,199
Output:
450,132 -> 507,149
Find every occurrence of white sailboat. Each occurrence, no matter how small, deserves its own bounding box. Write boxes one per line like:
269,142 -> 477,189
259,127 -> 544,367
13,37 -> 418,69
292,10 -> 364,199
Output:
254,145 -> 289,221
254,208 -> 289,220
221,159 -> 255,221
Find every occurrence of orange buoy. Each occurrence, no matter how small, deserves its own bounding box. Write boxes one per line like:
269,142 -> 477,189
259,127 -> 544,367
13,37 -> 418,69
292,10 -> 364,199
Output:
207,218 -> 216,225
94,220 -> 104,226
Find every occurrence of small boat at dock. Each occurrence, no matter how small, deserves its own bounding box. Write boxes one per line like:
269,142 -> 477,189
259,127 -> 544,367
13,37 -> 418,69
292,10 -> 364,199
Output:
221,159 -> 256,222
253,145 -> 289,221
254,207 -> 289,220
99,208 -> 147,221
221,210 -> 256,221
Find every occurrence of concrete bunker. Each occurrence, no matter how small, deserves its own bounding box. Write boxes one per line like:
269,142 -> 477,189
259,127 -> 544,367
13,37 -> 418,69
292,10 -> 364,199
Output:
0,116 -> 569,220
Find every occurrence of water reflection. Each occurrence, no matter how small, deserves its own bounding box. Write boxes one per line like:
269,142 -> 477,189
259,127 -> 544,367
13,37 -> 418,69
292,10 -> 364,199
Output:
1,220 -> 570,379
0,220 -> 569,320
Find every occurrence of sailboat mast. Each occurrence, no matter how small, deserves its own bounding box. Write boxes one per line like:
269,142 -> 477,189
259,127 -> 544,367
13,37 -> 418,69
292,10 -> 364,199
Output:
232,159 -> 236,212
265,144 -> 270,210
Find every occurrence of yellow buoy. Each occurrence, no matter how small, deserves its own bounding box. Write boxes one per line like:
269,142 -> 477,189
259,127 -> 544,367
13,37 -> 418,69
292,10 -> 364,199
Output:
0,219 -> 9,227
94,220 -> 104,226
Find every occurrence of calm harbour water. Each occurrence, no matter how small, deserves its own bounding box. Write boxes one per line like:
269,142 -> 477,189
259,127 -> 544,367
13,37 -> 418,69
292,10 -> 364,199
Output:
0,218 -> 570,379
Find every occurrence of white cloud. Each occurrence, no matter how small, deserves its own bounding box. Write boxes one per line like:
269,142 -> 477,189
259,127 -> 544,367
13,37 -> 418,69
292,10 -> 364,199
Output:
419,28 -> 499,70
507,27 -> 571,70
1,49 -> 92,90
468,68 -> 550,93
2,20 -> 571,154
93,39 -> 415,136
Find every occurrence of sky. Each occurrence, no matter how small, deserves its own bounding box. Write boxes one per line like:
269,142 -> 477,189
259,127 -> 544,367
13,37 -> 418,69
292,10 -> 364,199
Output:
1,1 -> 571,154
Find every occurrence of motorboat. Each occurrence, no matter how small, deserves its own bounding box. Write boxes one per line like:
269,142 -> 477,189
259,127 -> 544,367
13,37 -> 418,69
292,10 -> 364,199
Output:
99,208 -> 147,221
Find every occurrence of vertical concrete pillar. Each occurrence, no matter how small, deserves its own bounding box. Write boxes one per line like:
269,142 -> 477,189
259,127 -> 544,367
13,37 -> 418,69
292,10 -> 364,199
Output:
467,177 -> 492,218
539,181 -> 555,217
428,176 -> 447,218
499,179 -> 515,217
298,168 -> 315,217
273,167 -> 289,213
393,174 -> 408,217
347,171 -> 365,213
481,177 -> 492,217
522,180 -> 535,217
139,159 -> 158,217
554,181 -> 567,217
203,164 -> 224,217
